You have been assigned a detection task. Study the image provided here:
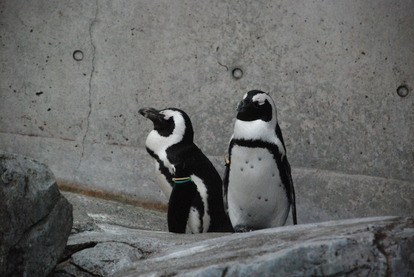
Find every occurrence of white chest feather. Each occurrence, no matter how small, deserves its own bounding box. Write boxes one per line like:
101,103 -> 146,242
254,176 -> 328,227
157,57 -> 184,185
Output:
146,129 -> 184,174
154,161 -> 172,199
227,145 -> 289,228
146,131 -> 177,199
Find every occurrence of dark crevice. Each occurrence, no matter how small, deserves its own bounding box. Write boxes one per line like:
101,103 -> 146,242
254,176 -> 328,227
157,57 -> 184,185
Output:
221,266 -> 229,277
372,223 -> 399,277
59,241 -> 98,263
70,261 -> 102,277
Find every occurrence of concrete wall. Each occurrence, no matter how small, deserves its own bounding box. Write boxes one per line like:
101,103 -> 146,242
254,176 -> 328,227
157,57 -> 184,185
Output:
1,0 -> 413,223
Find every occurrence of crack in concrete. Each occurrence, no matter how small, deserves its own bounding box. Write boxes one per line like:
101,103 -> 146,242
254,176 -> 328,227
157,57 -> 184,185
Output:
74,0 -> 99,181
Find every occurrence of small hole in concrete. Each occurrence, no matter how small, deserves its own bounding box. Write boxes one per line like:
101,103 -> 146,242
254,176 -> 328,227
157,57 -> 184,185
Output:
232,68 -> 243,79
397,85 -> 409,97
73,50 -> 84,61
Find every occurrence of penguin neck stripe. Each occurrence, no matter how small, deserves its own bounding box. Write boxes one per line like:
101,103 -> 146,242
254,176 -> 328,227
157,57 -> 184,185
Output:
231,138 -> 286,157
172,177 -> 192,183
233,139 -> 275,149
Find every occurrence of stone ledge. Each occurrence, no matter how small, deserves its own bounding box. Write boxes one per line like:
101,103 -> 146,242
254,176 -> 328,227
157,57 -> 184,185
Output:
116,216 -> 413,277
54,216 -> 413,277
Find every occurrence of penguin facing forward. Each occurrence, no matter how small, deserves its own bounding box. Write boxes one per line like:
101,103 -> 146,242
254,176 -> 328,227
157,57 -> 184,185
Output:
224,90 -> 297,232
139,107 -> 233,233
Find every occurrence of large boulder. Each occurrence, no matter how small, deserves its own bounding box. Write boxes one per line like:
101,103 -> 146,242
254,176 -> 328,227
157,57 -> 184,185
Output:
116,216 -> 413,277
0,151 -> 73,277
54,216 -> 413,276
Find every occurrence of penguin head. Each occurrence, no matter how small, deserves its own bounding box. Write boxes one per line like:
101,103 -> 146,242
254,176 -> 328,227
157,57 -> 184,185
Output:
139,107 -> 194,145
233,90 -> 279,141
236,90 -> 277,123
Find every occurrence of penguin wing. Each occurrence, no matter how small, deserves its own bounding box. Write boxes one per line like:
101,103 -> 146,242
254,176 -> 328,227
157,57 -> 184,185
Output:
282,155 -> 297,225
275,123 -> 287,153
275,124 -> 297,224
167,181 -> 197,233
222,140 -> 234,215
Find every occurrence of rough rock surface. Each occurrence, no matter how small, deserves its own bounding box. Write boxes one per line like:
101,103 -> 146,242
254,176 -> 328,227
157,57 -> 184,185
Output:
54,210 -> 413,277
116,216 -> 414,277
63,191 -> 167,234
53,191 -> 169,276
0,151 -> 73,277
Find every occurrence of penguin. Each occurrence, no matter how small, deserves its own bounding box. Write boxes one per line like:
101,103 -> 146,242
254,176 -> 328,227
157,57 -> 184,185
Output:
139,107 -> 233,233
223,90 -> 297,232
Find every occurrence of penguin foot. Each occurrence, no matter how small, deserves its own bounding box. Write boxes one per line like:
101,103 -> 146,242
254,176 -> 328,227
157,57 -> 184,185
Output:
234,225 -> 255,233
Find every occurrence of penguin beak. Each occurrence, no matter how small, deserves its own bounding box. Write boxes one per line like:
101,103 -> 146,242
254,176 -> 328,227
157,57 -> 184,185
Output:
139,107 -> 163,122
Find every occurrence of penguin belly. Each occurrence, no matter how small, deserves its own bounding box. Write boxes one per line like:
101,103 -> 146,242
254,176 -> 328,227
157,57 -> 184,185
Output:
227,145 -> 289,229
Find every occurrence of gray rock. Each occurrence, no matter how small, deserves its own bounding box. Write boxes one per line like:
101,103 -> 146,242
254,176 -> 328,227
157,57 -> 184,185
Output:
0,151 -> 73,277
51,188 -> 414,276
116,217 -> 414,277
61,191 -> 167,234
71,242 -> 143,276
54,223 -> 228,276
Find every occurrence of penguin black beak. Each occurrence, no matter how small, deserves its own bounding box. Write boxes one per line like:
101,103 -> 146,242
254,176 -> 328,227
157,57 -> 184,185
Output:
139,107 -> 163,122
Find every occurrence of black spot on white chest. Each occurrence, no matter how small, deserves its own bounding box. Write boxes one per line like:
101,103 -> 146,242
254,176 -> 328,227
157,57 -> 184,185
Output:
229,146 -> 281,187
228,146 -> 286,208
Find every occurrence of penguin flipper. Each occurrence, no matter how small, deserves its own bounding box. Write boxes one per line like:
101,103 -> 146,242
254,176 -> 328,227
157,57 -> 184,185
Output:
167,182 -> 197,233
276,124 -> 297,225
223,163 -> 229,215
275,123 -> 287,153
283,156 -> 297,225
222,142 -> 233,216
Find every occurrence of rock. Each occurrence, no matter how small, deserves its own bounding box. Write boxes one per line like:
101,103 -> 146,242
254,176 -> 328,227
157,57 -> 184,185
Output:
71,242 -> 144,276
54,216 -> 413,276
115,216 -> 414,277
50,185 -> 414,277
0,151 -> 73,277
54,223 -> 227,276
61,191 -> 167,234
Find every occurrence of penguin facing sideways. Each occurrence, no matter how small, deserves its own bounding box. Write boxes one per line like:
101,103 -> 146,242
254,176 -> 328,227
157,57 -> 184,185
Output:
139,107 -> 233,233
223,90 -> 297,232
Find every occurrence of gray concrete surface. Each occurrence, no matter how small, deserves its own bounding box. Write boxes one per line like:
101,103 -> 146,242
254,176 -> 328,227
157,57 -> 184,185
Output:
1,1 -> 413,222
